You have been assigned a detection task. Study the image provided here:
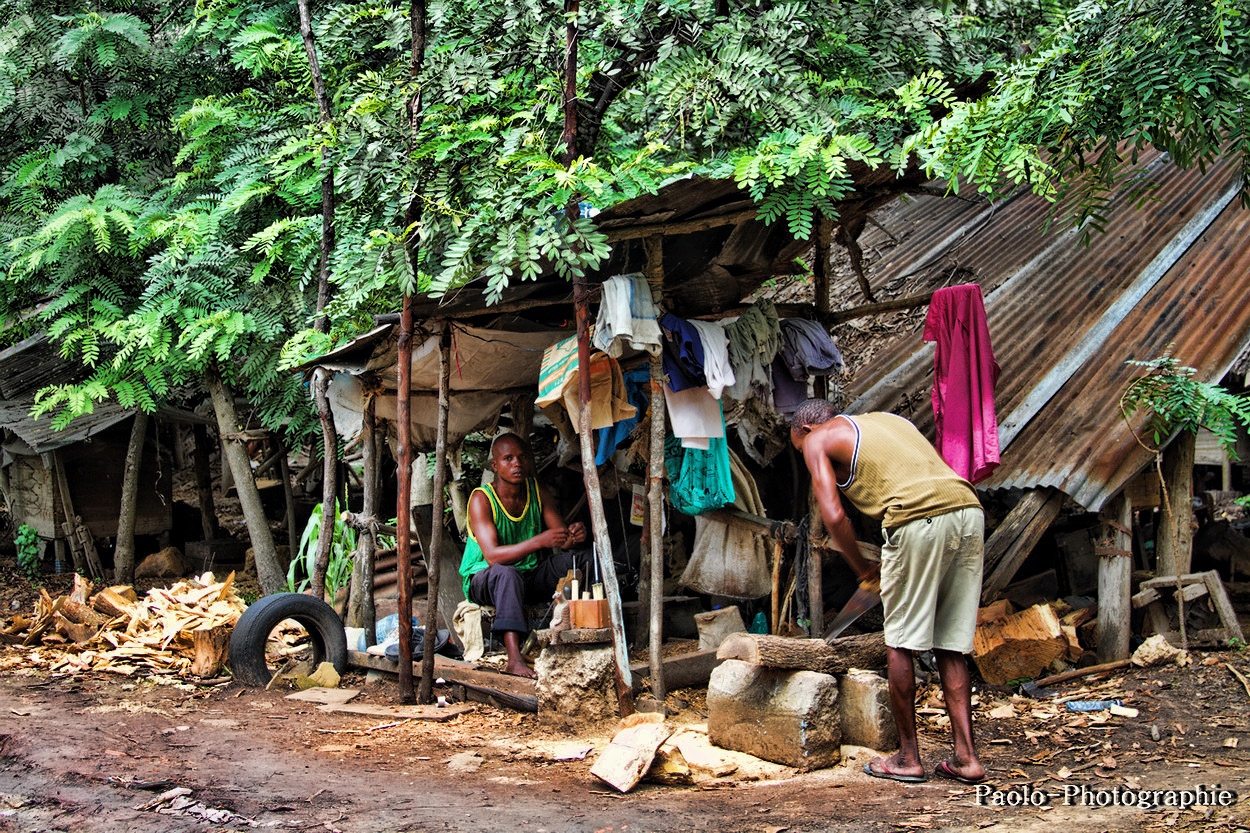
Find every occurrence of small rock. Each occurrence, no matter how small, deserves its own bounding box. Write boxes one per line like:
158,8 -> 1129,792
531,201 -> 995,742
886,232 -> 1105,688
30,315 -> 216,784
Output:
1149,724 -> 1162,742
447,752 -> 484,773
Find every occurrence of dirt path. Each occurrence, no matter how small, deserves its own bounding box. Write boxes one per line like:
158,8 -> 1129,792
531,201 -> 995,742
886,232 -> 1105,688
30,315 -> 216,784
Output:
2,662 -> 1250,833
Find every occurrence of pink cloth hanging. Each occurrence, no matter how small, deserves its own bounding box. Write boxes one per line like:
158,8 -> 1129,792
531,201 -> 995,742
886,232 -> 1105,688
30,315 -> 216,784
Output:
923,284 -> 1001,483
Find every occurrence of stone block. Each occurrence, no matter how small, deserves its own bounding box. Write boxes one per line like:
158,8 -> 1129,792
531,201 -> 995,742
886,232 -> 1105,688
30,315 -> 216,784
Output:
838,669 -> 897,751
707,659 -> 840,770
536,644 -> 617,726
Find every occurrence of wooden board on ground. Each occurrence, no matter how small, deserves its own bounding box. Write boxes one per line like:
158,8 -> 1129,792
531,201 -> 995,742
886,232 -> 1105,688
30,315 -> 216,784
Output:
346,650 -> 538,712
316,702 -> 471,722
286,687 -> 361,705
590,714 -> 672,793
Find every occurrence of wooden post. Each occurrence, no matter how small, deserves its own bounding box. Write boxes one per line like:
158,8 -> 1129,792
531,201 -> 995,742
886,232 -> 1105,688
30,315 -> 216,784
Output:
770,539 -> 783,634
1157,433 -> 1196,577
347,393 -> 379,635
807,491 -> 824,636
311,367 -> 339,603
43,452 -> 85,574
812,214 -> 833,401
562,0 -> 632,716
275,434 -> 299,556
395,295 -> 416,704
205,364 -> 283,594
191,424 -> 218,541
113,411 -> 149,585
1097,494 -> 1133,663
420,323 -> 451,704
643,235 -> 666,703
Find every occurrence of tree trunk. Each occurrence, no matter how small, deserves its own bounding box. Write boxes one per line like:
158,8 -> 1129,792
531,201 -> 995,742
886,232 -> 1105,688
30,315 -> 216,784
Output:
311,368 -> 339,602
1157,433 -> 1196,576
191,423 -> 218,540
113,411 -> 149,585
275,434 -> 298,555
205,365 -> 284,594
296,0 -> 335,333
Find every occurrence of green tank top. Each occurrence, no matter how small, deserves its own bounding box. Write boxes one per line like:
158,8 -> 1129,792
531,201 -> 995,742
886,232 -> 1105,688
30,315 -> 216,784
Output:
459,477 -> 545,597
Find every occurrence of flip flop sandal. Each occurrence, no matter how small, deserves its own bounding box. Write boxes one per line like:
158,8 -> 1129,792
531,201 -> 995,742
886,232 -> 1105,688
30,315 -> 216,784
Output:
863,760 -> 928,784
934,760 -> 988,786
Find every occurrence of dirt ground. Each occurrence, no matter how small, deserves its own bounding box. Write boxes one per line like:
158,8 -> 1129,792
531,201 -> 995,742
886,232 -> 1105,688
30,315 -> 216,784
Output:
1,552 -> 1249,833
2,628 -> 1250,833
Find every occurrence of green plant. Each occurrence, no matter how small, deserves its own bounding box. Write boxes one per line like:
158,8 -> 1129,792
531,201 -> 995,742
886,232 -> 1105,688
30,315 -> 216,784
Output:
1120,352 -> 1250,455
1227,636 -> 1246,651
286,500 -> 356,598
14,523 -> 41,578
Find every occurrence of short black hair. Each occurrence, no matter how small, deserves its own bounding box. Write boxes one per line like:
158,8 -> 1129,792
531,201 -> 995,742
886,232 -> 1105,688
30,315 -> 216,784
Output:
490,432 -> 529,455
791,399 -> 839,430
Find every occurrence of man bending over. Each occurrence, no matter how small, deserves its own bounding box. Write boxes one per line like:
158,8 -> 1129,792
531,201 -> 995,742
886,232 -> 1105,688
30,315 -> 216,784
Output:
790,400 -> 987,786
458,433 -> 588,678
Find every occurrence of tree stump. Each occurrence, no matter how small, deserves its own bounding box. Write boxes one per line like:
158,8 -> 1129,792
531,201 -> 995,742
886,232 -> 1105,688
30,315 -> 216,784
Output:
191,626 -> 232,678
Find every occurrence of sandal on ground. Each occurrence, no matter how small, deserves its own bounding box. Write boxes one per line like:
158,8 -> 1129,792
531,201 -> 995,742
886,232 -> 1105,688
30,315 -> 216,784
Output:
863,759 -> 927,784
934,760 -> 988,786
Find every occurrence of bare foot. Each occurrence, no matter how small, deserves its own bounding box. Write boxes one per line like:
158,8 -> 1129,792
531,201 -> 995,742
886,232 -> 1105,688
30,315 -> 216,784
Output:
506,660 -> 536,679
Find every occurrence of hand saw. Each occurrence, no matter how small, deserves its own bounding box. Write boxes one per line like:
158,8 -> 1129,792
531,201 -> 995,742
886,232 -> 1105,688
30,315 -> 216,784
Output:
823,578 -> 881,643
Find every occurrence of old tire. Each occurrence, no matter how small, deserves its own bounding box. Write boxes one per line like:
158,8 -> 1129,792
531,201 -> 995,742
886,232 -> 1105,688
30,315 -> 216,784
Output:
228,592 -> 347,686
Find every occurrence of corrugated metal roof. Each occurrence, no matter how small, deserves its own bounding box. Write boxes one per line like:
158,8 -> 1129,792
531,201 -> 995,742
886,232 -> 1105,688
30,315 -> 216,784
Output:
842,151 -> 1250,511
0,397 -> 212,455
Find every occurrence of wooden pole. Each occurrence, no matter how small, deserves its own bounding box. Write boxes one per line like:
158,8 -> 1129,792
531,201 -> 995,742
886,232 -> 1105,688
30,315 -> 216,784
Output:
275,434 -> 299,556
1157,433 -> 1196,577
770,539 -> 783,634
420,323 -> 451,703
812,214 -> 833,402
113,411 -> 149,585
1097,494 -> 1133,663
43,452 -> 84,574
395,295 -> 416,703
807,491 -> 824,636
643,234 -> 666,703
347,393 -> 379,636
563,0 -> 632,716
311,368 -> 339,603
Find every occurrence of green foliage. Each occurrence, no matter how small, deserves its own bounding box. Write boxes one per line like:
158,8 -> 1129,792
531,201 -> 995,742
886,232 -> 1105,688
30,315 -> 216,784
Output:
286,500 -> 356,599
14,523 -> 41,578
1120,352 -> 1250,456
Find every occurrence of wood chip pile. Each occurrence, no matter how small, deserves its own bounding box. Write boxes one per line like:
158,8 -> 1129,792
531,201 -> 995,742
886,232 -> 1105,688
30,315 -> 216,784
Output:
0,572 -> 244,677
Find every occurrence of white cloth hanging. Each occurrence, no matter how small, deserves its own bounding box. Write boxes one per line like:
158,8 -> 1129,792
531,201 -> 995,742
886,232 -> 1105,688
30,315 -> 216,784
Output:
592,273 -> 662,358
663,383 -> 723,450
688,318 -> 736,400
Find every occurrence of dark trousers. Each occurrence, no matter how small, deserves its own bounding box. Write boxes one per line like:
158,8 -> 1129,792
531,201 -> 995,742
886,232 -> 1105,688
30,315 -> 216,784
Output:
467,549 -> 594,634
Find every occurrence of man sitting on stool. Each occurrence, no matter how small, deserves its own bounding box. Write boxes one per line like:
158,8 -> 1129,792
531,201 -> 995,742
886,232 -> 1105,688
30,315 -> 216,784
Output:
458,433 -> 590,678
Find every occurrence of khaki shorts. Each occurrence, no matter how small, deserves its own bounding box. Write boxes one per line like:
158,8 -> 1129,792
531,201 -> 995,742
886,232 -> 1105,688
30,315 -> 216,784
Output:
880,506 -> 984,654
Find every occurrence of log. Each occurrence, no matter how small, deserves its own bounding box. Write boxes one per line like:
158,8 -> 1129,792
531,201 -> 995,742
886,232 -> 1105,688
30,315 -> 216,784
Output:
715,632 -> 887,675
1097,494 -> 1133,662
190,626 -> 232,678
973,603 -> 1068,685
92,586 -> 139,619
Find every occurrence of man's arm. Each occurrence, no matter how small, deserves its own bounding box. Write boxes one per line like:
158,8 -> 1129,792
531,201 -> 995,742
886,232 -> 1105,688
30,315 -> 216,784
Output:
804,431 -> 877,584
470,489 -> 568,566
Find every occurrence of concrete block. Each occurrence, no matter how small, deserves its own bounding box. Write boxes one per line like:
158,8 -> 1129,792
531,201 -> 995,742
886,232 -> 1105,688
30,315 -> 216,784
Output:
536,644 -> 617,726
838,669 -> 898,751
707,659 -> 840,770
